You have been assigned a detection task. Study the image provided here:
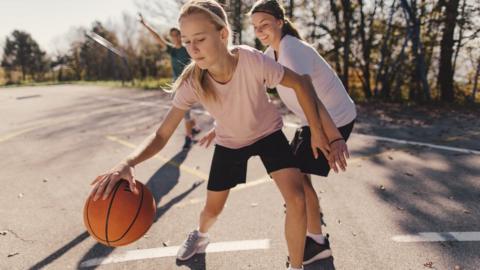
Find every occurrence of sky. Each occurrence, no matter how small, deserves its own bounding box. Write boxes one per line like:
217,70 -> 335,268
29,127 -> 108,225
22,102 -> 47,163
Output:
0,0 -> 180,55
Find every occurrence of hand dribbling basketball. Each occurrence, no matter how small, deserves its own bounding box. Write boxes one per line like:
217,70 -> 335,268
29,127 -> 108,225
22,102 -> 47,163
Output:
90,162 -> 139,201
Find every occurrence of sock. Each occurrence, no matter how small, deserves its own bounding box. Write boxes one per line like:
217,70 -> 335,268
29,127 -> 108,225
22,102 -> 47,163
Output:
288,267 -> 303,270
307,231 -> 325,244
196,229 -> 209,237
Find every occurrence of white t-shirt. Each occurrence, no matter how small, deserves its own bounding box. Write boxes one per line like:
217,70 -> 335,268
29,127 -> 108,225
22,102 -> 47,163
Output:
265,35 -> 356,127
173,45 -> 284,149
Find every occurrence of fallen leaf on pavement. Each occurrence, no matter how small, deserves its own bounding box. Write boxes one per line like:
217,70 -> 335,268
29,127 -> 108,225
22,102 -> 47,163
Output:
423,261 -> 433,268
7,252 -> 19,258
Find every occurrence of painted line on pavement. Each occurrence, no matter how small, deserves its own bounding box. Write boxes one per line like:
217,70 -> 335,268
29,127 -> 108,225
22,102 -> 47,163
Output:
105,136 -> 274,208
106,135 -> 398,208
0,101 -> 140,143
284,121 -> 480,155
392,232 -> 480,242
0,126 -> 40,143
106,135 -> 209,181
79,239 -> 270,267
353,133 -> 480,155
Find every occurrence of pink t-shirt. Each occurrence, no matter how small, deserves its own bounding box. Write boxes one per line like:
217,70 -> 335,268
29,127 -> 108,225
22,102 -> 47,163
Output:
172,45 -> 285,149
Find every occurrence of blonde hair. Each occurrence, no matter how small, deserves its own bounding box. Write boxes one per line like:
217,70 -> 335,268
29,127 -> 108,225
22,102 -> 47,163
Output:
169,0 -> 231,101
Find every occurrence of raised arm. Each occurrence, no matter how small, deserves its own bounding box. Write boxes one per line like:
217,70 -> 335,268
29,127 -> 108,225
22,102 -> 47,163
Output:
138,13 -> 171,50
90,106 -> 186,200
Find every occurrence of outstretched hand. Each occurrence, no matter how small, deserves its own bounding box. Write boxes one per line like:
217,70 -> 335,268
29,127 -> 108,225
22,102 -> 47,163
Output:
328,139 -> 349,173
198,128 -> 216,148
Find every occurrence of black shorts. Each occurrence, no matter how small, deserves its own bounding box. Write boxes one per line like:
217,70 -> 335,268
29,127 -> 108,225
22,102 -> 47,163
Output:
290,120 -> 355,177
208,130 -> 298,191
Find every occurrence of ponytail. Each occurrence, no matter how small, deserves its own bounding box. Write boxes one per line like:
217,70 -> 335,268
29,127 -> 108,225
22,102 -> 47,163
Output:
282,18 -> 302,40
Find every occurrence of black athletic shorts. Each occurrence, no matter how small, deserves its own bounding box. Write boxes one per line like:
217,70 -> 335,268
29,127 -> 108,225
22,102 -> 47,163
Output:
207,129 -> 298,191
290,120 -> 355,177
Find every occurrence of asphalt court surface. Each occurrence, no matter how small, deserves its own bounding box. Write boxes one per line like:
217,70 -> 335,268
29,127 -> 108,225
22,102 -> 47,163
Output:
1,85 -> 479,269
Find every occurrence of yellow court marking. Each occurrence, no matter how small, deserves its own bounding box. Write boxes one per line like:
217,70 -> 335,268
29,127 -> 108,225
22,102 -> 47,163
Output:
106,135 -> 400,208
0,102 -> 141,144
106,135 -> 209,181
105,135 -> 274,208
0,126 -> 40,143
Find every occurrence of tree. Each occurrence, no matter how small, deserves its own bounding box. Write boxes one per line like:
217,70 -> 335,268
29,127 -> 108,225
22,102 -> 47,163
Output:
341,0 -> 353,92
401,0 -> 431,102
231,0 -> 243,44
357,0 -> 379,99
286,0 -> 295,19
437,0 -> 461,102
472,58 -> 480,102
79,22 -> 122,80
1,30 -> 49,81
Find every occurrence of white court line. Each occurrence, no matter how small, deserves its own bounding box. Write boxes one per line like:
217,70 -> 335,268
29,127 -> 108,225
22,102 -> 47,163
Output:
354,133 -> 480,155
96,96 -> 479,155
283,121 -> 480,155
392,232 -> 480,242
79,239 -> 270,267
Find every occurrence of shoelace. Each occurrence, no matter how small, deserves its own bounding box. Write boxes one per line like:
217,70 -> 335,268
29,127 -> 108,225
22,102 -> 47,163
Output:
184,232 -> 198,248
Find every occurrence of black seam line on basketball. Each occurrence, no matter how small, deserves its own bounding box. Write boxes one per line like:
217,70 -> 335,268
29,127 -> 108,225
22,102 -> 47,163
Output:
105,181 -> 123,246
85,194 -> 107,242
108,184 -> 145,243
128,189 -> 155,243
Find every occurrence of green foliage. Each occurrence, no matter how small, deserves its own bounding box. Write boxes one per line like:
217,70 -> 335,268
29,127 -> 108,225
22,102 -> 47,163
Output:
1,30 -> 49,83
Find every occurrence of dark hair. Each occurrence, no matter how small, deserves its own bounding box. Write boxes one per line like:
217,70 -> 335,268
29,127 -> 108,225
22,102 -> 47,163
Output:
169,27 -> 180,35
249,0 -> 302,40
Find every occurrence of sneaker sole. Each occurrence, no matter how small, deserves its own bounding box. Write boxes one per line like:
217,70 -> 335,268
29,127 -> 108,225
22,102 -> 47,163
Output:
176,241 -> 209,261
303,249 -> 332,265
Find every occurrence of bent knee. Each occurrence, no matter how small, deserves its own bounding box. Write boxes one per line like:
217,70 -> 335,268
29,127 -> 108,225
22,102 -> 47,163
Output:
286,189 -> 306,209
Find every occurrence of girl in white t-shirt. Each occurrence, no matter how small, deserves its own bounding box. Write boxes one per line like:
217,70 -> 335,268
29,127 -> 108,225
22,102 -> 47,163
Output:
248,0 -> 357,265
89,1 -> 345,269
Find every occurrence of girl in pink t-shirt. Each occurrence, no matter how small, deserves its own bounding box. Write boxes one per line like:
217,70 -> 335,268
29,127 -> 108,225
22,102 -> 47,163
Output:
89,1 -> 341,268
201,1 -> 355,266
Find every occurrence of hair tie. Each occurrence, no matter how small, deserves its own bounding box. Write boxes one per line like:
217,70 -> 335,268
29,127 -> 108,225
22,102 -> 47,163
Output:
329,138 -> 345,145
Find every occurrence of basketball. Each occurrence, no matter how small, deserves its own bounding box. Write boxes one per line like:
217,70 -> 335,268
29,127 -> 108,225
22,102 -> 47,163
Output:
83,180 -> 156,247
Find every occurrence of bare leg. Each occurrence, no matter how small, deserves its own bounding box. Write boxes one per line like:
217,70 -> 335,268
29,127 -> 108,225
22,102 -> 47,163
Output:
303,174 -> 323,235
198,189 -> 230,233
271,168 -> 307,269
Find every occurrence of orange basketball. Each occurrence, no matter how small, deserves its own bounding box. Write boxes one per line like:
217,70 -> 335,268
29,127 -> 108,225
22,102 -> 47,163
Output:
83,180 -> 156,247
